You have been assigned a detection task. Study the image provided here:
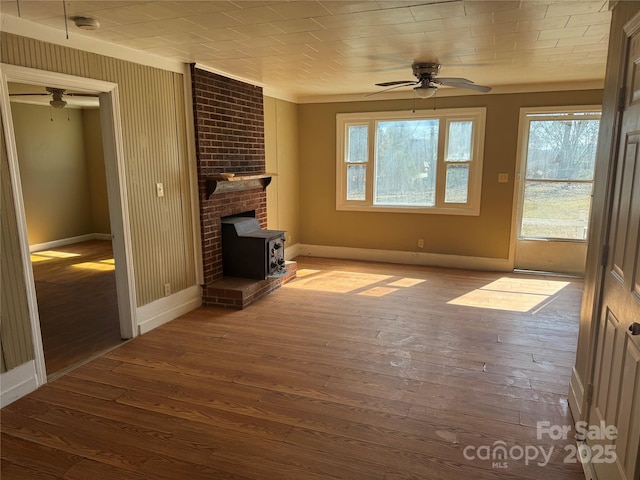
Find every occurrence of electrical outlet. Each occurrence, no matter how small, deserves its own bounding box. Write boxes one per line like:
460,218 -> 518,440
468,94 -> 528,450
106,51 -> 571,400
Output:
417,238 -> 424,248
498,173 -> 509,183
156,182 -> 164,197
164,283 -> 171,296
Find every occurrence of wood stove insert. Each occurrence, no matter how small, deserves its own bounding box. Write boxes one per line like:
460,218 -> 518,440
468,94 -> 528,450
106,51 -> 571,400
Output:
221,216 -> 286,280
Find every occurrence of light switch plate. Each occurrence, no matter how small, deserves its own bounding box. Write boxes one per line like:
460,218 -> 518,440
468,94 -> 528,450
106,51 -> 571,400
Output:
156,182 -> 164,197
498,173 -> 509,183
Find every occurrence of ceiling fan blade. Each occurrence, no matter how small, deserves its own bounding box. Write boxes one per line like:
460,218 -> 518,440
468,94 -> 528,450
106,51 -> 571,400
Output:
8,93 -> 49,96
375,80 -> 415,87
366,82 -> 418,97
435,78 -> 492,93
66,93 -> 100,97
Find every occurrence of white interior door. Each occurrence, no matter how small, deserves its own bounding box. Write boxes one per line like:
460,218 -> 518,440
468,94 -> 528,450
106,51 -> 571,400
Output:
587,15 -> 640,480
514,107 -> 601,275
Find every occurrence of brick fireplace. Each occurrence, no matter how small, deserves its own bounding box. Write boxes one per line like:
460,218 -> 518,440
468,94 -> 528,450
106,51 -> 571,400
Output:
191,66 -> 294,308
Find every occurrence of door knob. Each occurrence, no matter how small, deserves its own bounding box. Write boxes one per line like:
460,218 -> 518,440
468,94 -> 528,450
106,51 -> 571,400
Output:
630,323 -> 640,335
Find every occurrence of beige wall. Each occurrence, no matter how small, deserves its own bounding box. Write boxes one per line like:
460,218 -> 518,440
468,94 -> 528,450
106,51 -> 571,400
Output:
298,89 -> 603,259
11,102 -> 94,245
82,108 -> 111,235
264,96 -> 300,246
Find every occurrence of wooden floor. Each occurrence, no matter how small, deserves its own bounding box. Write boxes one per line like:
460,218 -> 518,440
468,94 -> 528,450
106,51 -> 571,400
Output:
1,257 -> 586,479
31,240 -> 123,377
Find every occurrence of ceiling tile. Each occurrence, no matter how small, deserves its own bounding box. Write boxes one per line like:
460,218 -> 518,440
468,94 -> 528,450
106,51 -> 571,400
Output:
109,17 -> 208,38
224,5 -> 286,25
314,8 -> 415,29
557,35 -> 607,47
410,2 -> 466,21
545,1 -> 607,18
566,11 -> 612,27
538,25 -> 589,40
270,31 -> 323,45
462,1 -> 521,15
267,1 -> 332,20
493,4 -> 548,24
442,12 -> 493,30
271,18 -> 326,34
229,22 -> 286,38
517,16 -> 569,32
184,12 -> 242,29
585,23 -> 610,37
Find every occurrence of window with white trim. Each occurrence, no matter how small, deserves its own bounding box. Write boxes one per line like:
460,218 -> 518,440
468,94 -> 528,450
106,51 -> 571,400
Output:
336,108 -> 486,215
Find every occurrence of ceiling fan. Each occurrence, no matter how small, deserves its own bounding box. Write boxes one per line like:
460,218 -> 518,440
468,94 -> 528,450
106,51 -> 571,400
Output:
9,87 -> 98,108
370,63 -> 492,98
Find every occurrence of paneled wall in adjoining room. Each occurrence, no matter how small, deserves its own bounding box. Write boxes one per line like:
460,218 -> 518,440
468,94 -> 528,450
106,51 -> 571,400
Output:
1,33 -> 199,375
1,33 -> 197,309
1,116 -> 34,373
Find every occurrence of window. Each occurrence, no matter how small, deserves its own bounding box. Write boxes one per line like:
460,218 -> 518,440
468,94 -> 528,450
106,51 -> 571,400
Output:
337,108 -> 486,215
517,108 -> 601,241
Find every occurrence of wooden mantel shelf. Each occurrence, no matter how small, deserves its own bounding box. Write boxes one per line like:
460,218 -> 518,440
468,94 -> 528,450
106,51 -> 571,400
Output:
206,174 -> 274,198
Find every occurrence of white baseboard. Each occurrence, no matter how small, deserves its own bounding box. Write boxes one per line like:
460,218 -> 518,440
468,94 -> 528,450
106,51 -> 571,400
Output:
137,285 -> 202,335
285,242 -> 302,261
295,244 -> 512,272
568,367 -> 585,422
1,361 -> 39,408
30,233 -> 112,252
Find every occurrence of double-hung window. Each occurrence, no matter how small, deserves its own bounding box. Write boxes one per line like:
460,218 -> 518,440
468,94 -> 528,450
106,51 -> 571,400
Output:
337,108 -> 486,215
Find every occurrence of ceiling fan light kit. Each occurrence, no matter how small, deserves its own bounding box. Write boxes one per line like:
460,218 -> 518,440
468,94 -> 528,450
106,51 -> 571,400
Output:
414,85 -> 437,98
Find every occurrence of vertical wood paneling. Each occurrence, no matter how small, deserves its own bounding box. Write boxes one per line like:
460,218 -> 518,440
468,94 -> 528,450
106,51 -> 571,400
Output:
1,116 -> 34,372
1,32 -> 197,309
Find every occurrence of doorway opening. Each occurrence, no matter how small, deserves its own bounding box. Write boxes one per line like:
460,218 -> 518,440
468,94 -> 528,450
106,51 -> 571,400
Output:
9,85 -> 122,378
513,106 -> 601,276
0,65 -> 137,385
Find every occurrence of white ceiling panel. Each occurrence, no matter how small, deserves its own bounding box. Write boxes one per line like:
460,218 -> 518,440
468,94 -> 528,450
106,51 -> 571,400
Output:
0,0 -> 612,101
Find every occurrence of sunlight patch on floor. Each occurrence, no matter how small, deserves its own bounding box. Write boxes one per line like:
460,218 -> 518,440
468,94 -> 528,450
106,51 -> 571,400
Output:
72,261 -> 115,272
295,268 -> 322,278
447,276 -> 570,312
388,278 -> 425,288
32,250 -> 82,260
358,286 -> 399,297
287,270 -> 393,293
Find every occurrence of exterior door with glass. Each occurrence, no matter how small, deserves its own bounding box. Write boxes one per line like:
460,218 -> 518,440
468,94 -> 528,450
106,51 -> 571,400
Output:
514,107 -> 601,275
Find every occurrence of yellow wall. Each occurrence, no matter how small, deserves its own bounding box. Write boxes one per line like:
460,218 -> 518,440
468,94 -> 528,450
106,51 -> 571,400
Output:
298,90 -> 603,259
82,108 -> 111,235
264,96 -> 300,246
10,102 -> 99,245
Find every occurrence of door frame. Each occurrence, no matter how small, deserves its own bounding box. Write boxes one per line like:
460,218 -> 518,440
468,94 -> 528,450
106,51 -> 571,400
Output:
0,64 -> 137,386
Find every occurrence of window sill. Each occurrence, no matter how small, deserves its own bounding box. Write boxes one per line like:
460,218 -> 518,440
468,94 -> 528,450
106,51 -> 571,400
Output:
336,204 -> 480,216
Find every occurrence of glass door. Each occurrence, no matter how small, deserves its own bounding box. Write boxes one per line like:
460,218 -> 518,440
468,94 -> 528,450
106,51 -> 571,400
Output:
514,107 -> 601,275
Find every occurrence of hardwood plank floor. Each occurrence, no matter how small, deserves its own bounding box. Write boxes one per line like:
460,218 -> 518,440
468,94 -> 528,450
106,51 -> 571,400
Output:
1,257 -> 586,479
30,240 -> 123,377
